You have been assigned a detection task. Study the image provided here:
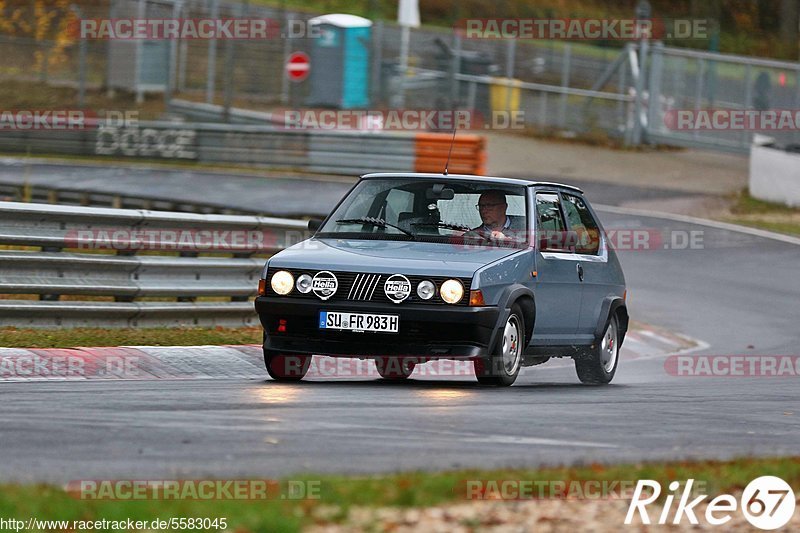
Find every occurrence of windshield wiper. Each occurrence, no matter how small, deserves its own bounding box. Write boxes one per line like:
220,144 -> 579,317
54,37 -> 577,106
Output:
411,221 -> 471,232
335,217 -> 416,239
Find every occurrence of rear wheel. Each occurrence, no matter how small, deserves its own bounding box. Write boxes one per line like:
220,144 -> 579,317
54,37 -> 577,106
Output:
375,357 -> 416,380
575,315 -> 619,385
264,352 -> 311,381
474,304 -> 523,386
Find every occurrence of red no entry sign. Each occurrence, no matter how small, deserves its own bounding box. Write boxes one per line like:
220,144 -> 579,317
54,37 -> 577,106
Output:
286,52 -> 310,82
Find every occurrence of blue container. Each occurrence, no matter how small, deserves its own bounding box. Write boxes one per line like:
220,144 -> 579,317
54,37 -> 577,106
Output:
308,14 -> 372,109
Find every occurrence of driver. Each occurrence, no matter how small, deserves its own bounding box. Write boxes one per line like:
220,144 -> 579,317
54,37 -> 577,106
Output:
464,190 -> 525,242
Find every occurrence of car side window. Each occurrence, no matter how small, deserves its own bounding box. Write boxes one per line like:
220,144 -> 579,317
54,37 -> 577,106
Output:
535,193 -> 569,252
562,193 -> 601,255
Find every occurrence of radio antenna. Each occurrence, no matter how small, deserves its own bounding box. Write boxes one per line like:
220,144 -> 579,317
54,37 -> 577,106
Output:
443,118 -> 458,175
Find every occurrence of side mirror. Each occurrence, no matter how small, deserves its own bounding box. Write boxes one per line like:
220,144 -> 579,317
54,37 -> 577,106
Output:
308,218 -> 324,232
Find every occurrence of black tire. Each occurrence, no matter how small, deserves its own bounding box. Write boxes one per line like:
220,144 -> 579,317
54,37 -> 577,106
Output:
375,357 -> 416,380
474,303 -> 524,386
264,352 -> 311,381
575,315 -> 619,385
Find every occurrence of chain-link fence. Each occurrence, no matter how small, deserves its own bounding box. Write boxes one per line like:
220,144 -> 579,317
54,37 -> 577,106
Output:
1,0 -> 799,153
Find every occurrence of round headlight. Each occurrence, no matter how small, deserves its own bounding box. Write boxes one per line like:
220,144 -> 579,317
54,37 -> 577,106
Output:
296,273 -> 313,294
270,270 -> 294,295
417,280 -> 435,300
440,279 -> 464,304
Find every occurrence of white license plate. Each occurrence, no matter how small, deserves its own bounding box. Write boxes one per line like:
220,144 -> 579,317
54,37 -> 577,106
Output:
319,311 -> 399,333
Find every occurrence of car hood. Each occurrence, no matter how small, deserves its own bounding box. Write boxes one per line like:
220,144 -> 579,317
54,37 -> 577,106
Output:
269,238 -> 522,277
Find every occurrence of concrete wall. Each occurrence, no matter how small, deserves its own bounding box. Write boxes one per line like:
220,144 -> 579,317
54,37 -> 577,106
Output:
750,142 -> 800,207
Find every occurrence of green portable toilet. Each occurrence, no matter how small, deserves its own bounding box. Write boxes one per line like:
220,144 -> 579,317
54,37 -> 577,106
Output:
307,14 -> 372,109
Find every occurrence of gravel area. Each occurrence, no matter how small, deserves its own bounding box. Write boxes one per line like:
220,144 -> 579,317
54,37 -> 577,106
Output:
306,491 -> 799,532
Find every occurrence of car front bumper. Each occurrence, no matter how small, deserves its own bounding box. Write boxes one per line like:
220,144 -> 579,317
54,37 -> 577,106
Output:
255,296 -> 499,358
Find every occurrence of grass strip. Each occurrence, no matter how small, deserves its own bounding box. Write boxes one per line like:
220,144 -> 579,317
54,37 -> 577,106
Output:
0,457 -> 797,532
0,326 -> 263,348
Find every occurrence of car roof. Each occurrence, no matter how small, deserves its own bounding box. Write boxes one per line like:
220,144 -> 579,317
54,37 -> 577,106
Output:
360,172 -> 584,194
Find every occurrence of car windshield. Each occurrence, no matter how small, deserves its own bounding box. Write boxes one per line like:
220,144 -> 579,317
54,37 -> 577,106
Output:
316,178 -> 529,248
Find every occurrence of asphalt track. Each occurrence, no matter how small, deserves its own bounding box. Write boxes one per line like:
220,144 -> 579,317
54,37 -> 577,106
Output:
2,199 -> 798,483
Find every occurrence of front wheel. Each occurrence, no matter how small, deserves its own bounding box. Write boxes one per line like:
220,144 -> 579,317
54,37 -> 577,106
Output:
264,352 -> 311,381
575,315 -> 619,385
474,304 -> 524,386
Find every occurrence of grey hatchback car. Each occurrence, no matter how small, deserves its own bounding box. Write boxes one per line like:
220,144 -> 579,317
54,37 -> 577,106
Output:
255,173 -> 628,386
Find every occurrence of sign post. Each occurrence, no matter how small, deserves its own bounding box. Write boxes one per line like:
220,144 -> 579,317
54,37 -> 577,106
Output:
397,0 -> 420,107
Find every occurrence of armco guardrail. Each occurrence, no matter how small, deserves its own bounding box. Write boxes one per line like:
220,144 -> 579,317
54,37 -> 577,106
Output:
0,118 -> 485,176
0,201 -> 309,328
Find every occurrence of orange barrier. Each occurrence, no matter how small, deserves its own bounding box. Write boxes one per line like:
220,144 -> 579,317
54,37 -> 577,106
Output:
414,133 -> 486,175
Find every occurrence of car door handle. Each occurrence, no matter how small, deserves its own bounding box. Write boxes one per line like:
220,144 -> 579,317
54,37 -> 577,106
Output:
577,263 -> 584,282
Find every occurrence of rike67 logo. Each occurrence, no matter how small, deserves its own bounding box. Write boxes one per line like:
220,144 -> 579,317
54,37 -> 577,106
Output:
625,476 -> 796,530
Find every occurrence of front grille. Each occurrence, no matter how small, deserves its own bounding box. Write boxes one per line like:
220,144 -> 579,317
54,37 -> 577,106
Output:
265,268 -> 472,306
347,273 -> 383,301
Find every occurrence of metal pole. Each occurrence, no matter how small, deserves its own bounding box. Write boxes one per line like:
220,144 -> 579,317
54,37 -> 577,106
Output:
70,5 -> 87,109
280,6 -> 291,105
451,32 -> 462,110
743,64 -> 753,149
370,20 -> 383,106
397,24 -> 410,107
794,71 -> 800,146
222,2 -> 241,120
178,40 -> 187,92
632,40 -> 648,145
135,0 -> 146,103
467,80 -> 477,111
165,0 -> 182,107
618,56 -> 627,135
505,39 -> 516,113
558,44 -> 571,128
540,91 -> 548,127
205,0 -> 219,103
647,42 -> 663,136
693,58 -> 706,141
632,0 -> 651,145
